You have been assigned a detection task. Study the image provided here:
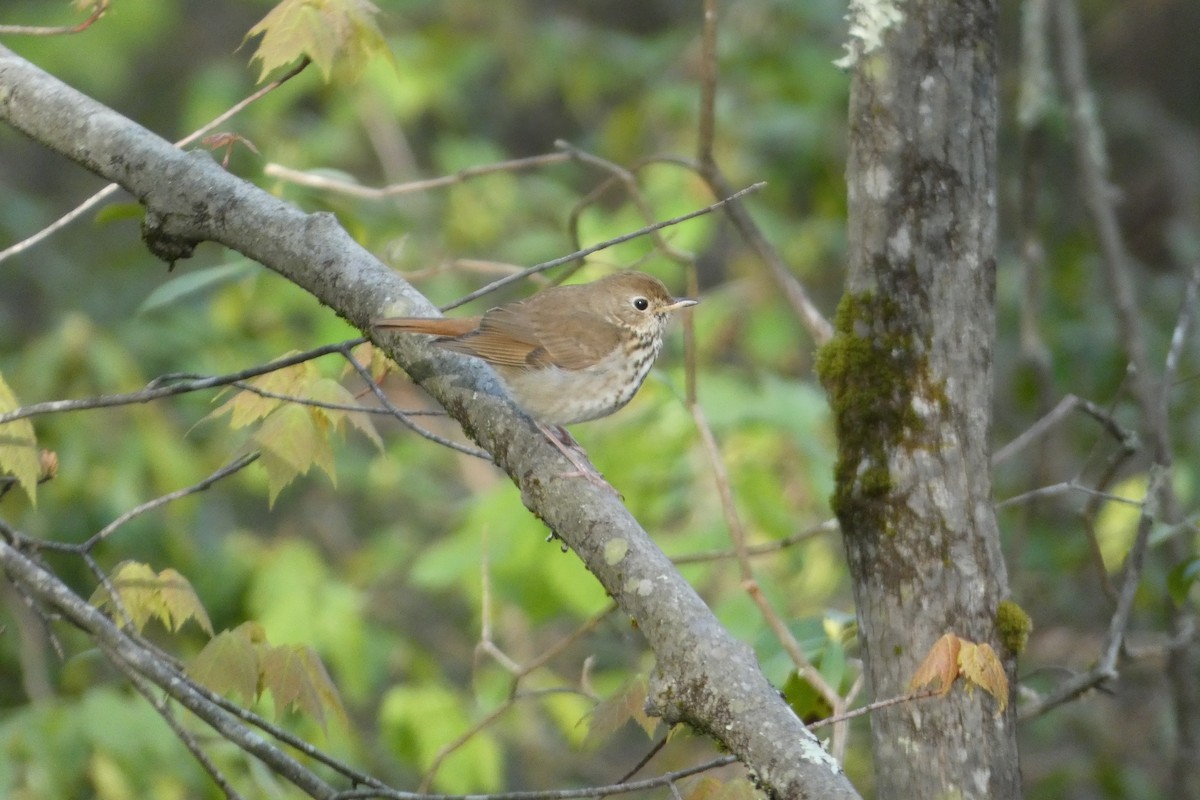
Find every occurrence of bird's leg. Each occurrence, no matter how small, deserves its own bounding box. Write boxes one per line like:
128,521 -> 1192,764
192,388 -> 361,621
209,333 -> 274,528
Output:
535,423 -> 619,494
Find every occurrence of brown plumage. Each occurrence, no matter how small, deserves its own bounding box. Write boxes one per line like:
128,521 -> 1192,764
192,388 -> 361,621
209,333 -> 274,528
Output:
372,271 -> 697,425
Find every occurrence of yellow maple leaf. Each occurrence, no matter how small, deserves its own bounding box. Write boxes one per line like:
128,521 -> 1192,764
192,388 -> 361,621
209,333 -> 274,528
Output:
0,373 -> 40,506
957,641 -> 1010,714
157,568 -> 215,635
91,562 -> 213,636
261,643 -> 347,729
585,676 -> 657,746
345,341 -> 393,385
245,0 -> 389,83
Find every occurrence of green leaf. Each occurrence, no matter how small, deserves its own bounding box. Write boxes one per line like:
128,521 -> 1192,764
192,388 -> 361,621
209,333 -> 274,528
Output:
1168,556 -> 1200,605
137,261 -> 254,315
255,403 -> 336,505
380,685 -> 504,793
206,356 -> 315,429
92,201 -> 145,227
686,776 -> 761,800
91,561 -> 159,632
782,670 -> 832,725
207,356 -> 379,504
187,624 -> 264,705
0,372 -> 39,506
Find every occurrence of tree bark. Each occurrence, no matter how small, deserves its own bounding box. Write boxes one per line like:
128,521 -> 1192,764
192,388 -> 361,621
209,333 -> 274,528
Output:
820,1 -> 1022,798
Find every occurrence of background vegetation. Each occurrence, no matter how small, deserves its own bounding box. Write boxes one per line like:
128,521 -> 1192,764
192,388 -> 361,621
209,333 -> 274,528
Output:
1,1 -> 1197,798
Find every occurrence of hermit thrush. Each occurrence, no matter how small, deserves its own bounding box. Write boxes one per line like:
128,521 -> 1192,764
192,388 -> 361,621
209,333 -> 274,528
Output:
371,271 -> 698,426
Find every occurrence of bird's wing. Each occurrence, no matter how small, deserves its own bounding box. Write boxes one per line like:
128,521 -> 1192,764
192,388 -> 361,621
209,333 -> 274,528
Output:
528,308 -> 622,370
437,304 -> 546,367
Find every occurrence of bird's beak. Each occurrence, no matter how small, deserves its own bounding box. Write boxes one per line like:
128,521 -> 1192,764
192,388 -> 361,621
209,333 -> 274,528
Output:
666,298 -> 699,311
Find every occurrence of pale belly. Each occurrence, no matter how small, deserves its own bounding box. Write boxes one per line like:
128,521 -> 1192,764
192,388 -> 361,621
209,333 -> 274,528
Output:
496,345 -> 659,426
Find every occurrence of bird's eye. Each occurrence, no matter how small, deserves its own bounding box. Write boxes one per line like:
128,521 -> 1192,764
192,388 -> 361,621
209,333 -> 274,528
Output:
632,297 -> 650,311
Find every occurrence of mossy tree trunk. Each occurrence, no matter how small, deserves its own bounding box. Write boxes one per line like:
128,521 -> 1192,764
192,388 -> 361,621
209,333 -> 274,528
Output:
818,1 -> 1022,797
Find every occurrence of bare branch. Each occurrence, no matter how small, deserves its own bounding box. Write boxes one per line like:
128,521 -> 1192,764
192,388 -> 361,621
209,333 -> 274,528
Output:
0,1 -> 107,36
86,453 -> 259,549
333,755 -> 740,800
555,140 -> 695,275
114,658 -> 247,800
263,152 -> 572,200
339,345 -> 491,459
439,183 -> 764,312
689,402 -> 848,757
1019,467 -> 1167,718
0,342 -> 358,426
671,519 -> 838,565
992,393 -> 1139,466
657,156 -> 834,345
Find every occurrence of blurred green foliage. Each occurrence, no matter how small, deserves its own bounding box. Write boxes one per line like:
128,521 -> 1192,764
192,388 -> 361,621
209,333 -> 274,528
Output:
0,1 -> 1198,799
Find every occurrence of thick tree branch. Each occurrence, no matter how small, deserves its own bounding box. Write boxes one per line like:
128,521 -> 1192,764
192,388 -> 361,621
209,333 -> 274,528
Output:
0,45 -> 858,799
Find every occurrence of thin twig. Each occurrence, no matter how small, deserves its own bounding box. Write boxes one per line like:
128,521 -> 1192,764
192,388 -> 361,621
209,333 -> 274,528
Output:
230,380 -> 439,416
334,755 -> 740,800
0,1 -> 107,36
417,686 -> 593,794
113,654 -> 247,800
991,394 -> 1137,466
263,152 -> 572,200
1055,0 -> 1158,425
1019,467 -> 1166,718
1163,263 -> 1200,408
0,341 -> 361,426
656,156 -> 833,344
696,0 -> 719,165
439,183 -> 765,312
993,480 -> 1144,511
338,345 -> 492,459
689,403 -> 847,758
85,453 -> 260,549
807,688 -> 940,731
671,519 -> 838,565
555,140 -> 695,270
612,736 -> 669,785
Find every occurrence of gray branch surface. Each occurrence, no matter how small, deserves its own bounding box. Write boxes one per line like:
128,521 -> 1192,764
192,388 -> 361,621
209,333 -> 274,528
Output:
0,45 -> 859,800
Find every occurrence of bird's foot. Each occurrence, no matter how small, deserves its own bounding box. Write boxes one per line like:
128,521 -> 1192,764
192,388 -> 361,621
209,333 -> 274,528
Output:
537,423 -> 620,496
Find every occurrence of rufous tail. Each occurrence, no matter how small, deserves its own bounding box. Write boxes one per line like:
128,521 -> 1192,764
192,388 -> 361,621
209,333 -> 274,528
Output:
370,316 -> 480,337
